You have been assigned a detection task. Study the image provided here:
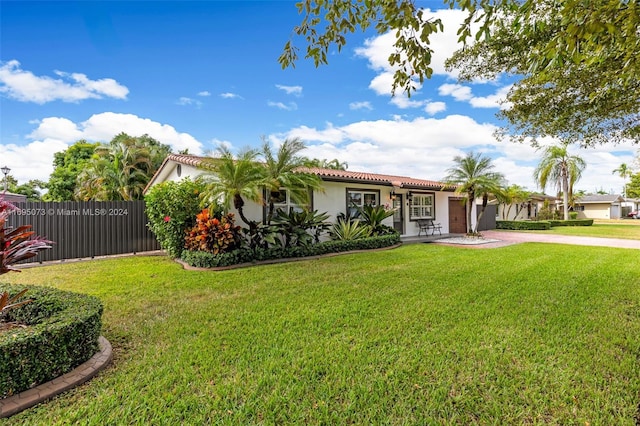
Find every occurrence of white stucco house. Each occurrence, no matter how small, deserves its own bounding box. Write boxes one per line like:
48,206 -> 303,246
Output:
496,193 -> 559,221
144,154 -> 474,237
573,194 -> 625,219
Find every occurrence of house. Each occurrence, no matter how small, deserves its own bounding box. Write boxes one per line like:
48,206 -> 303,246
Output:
573,194 -> 625,219
496,193 -> 559,221
145,153 -> 473,237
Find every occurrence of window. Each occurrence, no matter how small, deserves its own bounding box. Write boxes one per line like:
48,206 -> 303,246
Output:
268,189 -> 306,214
410,193 -> 434,220
574,205 -> 585,211
347,189 -> 379,216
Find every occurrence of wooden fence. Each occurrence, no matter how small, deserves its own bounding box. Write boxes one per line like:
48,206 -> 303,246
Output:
6,201 -> 161,263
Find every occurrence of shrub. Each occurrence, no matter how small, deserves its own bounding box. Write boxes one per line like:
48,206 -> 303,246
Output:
145,178 -> 207,258
185,210 -> 242,255
548,219 -> 594,227
569,211 -> 578,220
356,204 -> 397,236
496,220 -> 551,230
181,234 -> 401,268
271,209 -> 331,247
0,197 -> 52,274
330,219 -> 371,240
0,284 -> 103,398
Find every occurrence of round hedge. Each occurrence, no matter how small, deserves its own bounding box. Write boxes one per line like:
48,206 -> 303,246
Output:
0,284 -> 103,398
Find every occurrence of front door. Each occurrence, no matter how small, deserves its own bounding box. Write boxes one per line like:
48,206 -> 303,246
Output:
448,198 -> 467,234
393,195 -> 403,234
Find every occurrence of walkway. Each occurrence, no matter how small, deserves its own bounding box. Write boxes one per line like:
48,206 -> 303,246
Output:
474,230 -> 640,250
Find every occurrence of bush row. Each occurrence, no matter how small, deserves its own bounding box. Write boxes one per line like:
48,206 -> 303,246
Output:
548,219 -> 594,227
181,234 -> 401,268
0,284 -> 103,398
496,220 -> 551,230
496,219 -> 594,230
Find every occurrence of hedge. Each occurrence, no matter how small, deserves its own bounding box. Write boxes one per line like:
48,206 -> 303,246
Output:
181,234 -> 401,268
496,220 -> 551,230
548,219 -> 594,227
0,285 -> 103,398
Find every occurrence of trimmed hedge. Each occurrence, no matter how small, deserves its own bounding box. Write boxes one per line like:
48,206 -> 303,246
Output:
548,219 -> 594,227
0,285 -> 103,398
181,234 -> 401,268
496,220 -> 551,230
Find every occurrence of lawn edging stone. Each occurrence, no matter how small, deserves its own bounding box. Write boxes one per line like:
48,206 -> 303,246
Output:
0,336 -> 112,419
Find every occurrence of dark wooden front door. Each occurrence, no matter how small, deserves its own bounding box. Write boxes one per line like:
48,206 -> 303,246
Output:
392,195 -> 403,234
448,198 -> 467,234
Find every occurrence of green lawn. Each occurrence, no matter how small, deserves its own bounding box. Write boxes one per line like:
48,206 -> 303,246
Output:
2,243 -> 640,424
515,222 -> 640,240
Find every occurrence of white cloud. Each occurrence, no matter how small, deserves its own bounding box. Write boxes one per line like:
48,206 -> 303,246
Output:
268,101 -> 297,111
438,83 -> 511,109
0,60 -> 129,104
7,112 -> 205,183
438,84 -> 472,101
349,101 -> 373,111
220,92 -> 243,99
424,102 -> 446,115
271,115 -> 636,194
276,84 -> 303,96
198,91 -> 211,97
177,97 -> 202,107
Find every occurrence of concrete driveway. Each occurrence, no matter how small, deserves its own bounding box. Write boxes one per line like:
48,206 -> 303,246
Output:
476,230 -> 640,250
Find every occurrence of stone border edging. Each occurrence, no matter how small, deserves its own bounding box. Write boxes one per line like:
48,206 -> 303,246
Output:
177,243 -> 403,271
0,336 -> 113,419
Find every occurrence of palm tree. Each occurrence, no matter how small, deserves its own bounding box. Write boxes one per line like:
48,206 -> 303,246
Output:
612,163 -> 633,198
302,158 -> 348,170
534,143 -> 586,220
495,184 -> 530,219
444,152 -> 505,234
199,146 -> 265,227
262,138 -> 323,224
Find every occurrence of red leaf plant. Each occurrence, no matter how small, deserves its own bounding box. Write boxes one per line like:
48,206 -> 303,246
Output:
184,209 -> 242,255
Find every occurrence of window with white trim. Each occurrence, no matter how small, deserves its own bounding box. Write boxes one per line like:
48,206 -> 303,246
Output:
269,189 -> 305,214
410,193 -> 434,219
347,190 -> 378,216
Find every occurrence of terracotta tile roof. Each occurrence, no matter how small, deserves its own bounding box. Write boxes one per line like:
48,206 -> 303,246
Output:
162,153 -> 456,191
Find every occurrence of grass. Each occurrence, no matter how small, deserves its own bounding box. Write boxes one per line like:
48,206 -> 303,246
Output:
2,243 -> 640,424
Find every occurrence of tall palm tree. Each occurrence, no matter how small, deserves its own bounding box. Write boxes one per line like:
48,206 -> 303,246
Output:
612,163 -> 633,198
262,138 -> 323,224
444,152 -> 505,234
534,143 -> 586,220
199,146 -> 265,227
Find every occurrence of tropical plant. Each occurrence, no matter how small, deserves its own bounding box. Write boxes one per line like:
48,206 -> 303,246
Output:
0,289 -> 32,322
271,208 -> 331,247
262,138 -> 323,224
329,219 -> 370,241
356,204 -> 397,236
184,210 -> 242,255
302,158 -> 348,170
75,133 -> 168,201
443,152 -> 505,234
495,184 -> 531,220
534,144 -> 587,221
612,163 -> 633,198
241,223 -> 280,251
0,197 -> 52,275
45,141 -> 100,201
199,146 -> 265,228
145,178 -> 206,258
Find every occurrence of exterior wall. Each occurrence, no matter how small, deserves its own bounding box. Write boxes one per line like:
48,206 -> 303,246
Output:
577,204 -> 613,219
147,159 -> 454,236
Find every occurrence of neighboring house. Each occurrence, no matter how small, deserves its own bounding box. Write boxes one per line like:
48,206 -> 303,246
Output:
573,194 -> 625,219
497,193 -> 559,221
622,198 -> 640,216
1,191 -> 27,203
145,154 -> 473,237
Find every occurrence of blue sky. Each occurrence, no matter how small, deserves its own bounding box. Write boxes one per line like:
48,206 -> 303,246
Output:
0,1 -> 636,195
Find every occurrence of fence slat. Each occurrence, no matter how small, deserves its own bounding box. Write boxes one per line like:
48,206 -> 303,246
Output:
5,201 -> 161,263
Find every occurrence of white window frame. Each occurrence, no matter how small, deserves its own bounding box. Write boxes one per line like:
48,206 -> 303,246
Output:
410,193 -> 434,220
269,188 -> 305,214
